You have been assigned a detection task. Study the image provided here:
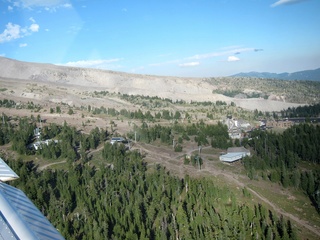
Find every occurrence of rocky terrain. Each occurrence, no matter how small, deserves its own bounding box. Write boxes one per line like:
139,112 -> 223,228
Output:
1,57 -> 319,112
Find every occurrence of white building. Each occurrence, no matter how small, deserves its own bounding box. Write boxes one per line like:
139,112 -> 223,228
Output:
219,147 -> 250,163
32,139 -> 59,150
110,137 -> 125,145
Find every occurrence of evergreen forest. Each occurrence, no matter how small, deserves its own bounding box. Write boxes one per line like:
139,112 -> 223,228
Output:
243,123 -> 320,212
0,114 -> 301,239
6,151 -> 298,239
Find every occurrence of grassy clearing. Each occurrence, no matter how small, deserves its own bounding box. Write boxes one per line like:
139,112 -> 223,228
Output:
248,183 -> 320,239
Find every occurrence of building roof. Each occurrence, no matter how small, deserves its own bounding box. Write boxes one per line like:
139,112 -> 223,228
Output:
219,152 -> 247,163
0,157 -> 65,240
110,137 -> 126,145
219,147 -> 250,163
111,137 -> 125,141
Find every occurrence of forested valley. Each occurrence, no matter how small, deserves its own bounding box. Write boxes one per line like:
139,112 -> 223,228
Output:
0,114 -> 302,239
0,102 -> 320,239
5,149 -> 297,239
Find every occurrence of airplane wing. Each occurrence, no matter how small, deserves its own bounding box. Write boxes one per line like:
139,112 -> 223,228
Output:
0,157 -> 65,240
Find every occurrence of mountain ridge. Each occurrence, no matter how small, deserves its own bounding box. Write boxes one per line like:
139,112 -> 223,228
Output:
1,57 -> 319,112
231,68 -> 320,81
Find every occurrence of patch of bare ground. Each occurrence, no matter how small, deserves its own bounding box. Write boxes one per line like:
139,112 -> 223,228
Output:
0,71 -> 306,113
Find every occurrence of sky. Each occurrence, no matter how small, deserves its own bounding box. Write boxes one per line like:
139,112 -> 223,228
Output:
0,0 -> 320,77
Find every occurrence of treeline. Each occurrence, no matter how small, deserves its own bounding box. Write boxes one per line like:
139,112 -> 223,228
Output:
279,103 -> 320,118
120,93 -> 175,104
0,115 -> 108,163
131,121 -> 232,149
0,99 -> 41,110
116,92 -> 230,107
213,89 -> 268,99
190,100 -> 228,106
5,148 -> 298,239
243,123 -> 320,212
90,106 -> 183,121
0,115 -> 232,165
92,92 -> 182,108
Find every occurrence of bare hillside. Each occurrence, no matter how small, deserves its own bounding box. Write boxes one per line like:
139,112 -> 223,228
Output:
1,57 -> 318,112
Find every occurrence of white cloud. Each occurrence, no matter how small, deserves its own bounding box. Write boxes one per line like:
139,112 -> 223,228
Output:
179,62 -> 200,67
271,0 -> 309,7
227,56 -> 240,62
19,43 -> 28,47
29,17 -> 35,23
0,23 -> 21,43
187,47 -> 253,60
7,0 -> 72,10
8,5 -> 13,11
150,46 -> 260,68
0,53 -> 6,57
63,59 -> 123,69
0,22 -> 40,43
62,3 -> 72,8
29,23 -> 39,32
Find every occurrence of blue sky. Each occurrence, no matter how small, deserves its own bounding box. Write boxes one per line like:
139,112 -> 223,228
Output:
1,0 -> 319,77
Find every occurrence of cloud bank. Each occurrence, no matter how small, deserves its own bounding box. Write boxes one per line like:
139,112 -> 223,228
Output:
271,0 -> 309,7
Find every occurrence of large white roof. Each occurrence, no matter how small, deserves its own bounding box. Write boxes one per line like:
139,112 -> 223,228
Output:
219,152 -> 247,163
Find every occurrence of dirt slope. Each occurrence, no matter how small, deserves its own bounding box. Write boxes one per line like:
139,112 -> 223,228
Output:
0,57 -> 305,112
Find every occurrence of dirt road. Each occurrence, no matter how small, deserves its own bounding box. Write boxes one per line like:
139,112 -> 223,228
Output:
133,142 -> 320,239
38,160 -> 67,170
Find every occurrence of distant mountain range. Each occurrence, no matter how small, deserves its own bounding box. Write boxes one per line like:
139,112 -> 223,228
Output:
231,68 -> 320,81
